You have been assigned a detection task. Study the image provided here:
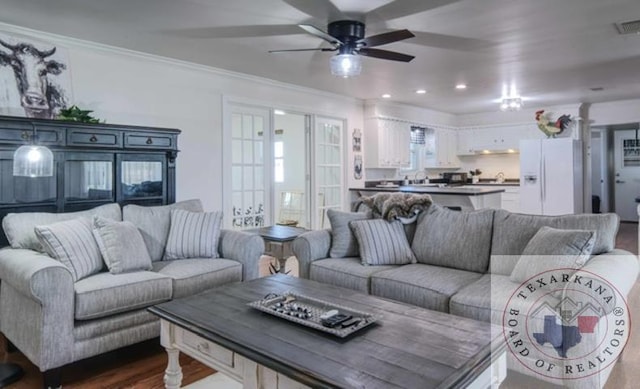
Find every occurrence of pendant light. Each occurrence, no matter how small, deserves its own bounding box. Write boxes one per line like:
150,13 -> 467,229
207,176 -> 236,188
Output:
13,125 -> 54,177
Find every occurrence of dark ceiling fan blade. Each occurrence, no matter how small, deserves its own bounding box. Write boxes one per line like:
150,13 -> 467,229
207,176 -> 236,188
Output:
410,31 -> 496,51
358,29 -> 415,47
283,0 -> 345,21
164,24 -> 303,38
299,24 -> 342,46
366,0 -> 460,22
357,48 -> 415,62
269,48 -> 336,53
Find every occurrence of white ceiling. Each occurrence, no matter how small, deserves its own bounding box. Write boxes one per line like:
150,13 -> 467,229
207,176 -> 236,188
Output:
1,0 -> 640,114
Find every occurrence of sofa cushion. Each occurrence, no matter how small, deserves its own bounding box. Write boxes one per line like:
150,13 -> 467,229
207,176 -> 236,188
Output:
92,216 -> 153,274
411,205 -> 494,273
74,271 -> 172,320
164,209 -> 223,260
122,199 -> 203,262
310,257 -> 398,293
510,226 -> 596,283
327,209 -> 371,258
2,203 -> 121,252
152,258 -> 242,298
35,218 -> 104,282
490,210 -> 618,275
350,219 -> 416,266
449,274 -> 522,323
371,264 -> 483,312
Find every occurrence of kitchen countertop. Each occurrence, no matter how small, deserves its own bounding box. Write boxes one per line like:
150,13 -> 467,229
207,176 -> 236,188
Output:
350,186 -> 505,196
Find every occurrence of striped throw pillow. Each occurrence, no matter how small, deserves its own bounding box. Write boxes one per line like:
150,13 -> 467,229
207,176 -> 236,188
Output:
164,209 -> 223,260
35,217 -> 104,281
349,219 -> 417,266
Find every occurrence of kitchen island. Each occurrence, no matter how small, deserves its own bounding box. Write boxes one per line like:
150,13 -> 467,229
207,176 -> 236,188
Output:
350,185 -> 505,211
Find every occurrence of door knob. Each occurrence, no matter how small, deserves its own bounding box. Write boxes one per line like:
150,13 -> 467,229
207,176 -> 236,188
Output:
616,180 -> 626,184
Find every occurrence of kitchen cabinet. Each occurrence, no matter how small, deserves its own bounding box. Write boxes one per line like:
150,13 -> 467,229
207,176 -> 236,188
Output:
364,118 -> 411,168
457,128 -> 475,155
472,184 -> 520,212
425,128 -> 460,168
456,125 -> 537,155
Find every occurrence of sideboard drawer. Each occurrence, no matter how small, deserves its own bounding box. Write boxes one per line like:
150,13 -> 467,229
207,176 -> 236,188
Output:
68,129 -> 122,148
0,125 -> 64,146
124,132 -> 175,149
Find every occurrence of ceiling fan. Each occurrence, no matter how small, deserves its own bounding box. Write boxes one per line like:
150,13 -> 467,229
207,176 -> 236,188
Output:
269,20 -> 415,77
167,0 -> 493,77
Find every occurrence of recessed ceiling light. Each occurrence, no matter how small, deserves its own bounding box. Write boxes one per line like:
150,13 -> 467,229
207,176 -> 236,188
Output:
274,109 -> 286,115
382,94 -> 391,99
456,84 -> 467,90
415,89 -> 427,94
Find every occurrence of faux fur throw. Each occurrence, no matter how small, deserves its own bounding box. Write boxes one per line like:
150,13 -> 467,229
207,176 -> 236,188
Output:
357,193 -> 433,222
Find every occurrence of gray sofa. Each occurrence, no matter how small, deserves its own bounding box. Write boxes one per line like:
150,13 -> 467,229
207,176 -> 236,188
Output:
0,199 -> 264,386
292,204 -> 639,389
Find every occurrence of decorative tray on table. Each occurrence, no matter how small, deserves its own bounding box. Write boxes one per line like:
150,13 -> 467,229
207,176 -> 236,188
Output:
247,292 -> 379,338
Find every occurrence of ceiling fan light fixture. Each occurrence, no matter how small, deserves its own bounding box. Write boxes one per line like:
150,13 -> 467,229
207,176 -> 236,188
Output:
330,54 -> 361,78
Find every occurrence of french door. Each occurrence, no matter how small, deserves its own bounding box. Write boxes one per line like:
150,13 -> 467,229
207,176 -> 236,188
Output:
225,104 -> 345,230
613,129 -> 640,221
313,116 -> 344,229
226,104 -> 270,230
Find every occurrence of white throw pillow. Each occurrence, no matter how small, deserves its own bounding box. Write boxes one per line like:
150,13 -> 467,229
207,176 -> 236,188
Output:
35,217 -> 104,282
92,216 -> 153,274
164,209 -> 223,260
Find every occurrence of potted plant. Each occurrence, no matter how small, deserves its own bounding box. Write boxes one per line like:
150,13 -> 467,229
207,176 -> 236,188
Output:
469,168 -> 482,184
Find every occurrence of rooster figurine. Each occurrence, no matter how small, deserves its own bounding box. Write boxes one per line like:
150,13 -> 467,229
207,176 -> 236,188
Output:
535,110 -> 572,138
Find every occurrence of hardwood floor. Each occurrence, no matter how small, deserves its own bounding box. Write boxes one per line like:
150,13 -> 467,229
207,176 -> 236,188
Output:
1,225 -> 637,389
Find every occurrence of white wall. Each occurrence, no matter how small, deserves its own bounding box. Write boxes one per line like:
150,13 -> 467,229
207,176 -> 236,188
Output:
0,23 -> 363,212
590,99 -> 640,126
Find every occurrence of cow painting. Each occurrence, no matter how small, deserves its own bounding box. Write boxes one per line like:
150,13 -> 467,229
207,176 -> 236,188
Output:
0,39 -> 68,119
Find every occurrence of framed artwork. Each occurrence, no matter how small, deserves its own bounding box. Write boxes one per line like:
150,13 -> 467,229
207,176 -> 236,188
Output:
352,128 -> 361,152
0,31 -> 72,119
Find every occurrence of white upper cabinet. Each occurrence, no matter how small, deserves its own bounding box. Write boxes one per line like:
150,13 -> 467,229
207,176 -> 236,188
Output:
425,128 -> 460,168
364,118 -> 411,168
456,125 -> 535,155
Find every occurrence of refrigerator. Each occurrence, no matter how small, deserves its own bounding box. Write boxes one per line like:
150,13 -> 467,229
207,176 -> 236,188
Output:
520,138 -> 583,215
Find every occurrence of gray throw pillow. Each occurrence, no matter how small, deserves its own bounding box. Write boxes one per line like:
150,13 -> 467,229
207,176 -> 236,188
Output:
327,209 -> 371,258
349,219 -> 416,266
510,226 -> 597,283
92,216 -> 153,274
164,209 -> 223,260
411,204 -> 494,273
122,199 -> 204,261
35,218 -> 104,282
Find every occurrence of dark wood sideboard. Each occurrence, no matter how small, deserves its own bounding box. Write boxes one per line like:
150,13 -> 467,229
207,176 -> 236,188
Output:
0,115 -> 180,247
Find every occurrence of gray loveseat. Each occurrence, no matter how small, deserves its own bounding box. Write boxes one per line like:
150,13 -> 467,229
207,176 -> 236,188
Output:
292,204 -> 639,389
0,199 -> 263,387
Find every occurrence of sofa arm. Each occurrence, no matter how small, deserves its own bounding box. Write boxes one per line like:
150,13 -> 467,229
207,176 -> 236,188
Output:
219,229 -> 264,281
292,229 -> 331,279
0,248 -> 75,370
563,249 -> 639,315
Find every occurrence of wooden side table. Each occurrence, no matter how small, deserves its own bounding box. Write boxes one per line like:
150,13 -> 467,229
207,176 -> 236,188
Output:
246,225 -> 308,273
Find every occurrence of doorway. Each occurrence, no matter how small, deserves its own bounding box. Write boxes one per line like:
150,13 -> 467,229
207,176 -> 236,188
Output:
613,128 -> 640,222
273,111 -> 310,228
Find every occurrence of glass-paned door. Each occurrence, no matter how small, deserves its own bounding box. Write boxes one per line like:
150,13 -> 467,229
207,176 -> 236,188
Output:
228,105 -> 269,230
313,117 -> 344,229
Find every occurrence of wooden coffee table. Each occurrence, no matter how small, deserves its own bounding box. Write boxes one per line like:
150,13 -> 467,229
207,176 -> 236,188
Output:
148,274 -> 506,389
